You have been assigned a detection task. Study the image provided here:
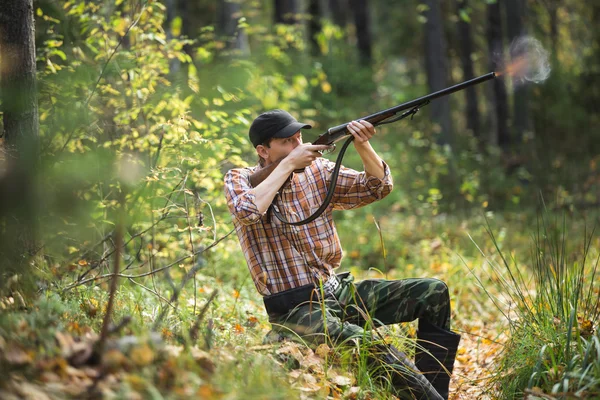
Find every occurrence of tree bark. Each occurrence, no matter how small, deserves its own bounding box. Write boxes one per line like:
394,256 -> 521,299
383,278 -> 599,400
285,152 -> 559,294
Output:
274,0 -> 300,24
308,0 -> 323,56
328,0 -> 348,27
423,0 -> 452,145
217,0 -> 250,56
486,0 -> 509,149
0,0 -> 40,286
164,0 -> 181,73
455,0 -> 480,138
505,0 -> 530,143
349,0 -> 372,67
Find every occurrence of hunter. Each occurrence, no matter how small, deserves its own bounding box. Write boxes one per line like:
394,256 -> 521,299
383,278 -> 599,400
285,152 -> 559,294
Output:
224,109 -> 460,399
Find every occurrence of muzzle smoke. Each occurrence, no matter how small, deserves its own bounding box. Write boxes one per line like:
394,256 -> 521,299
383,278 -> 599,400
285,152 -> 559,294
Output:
495,36 -> 551,86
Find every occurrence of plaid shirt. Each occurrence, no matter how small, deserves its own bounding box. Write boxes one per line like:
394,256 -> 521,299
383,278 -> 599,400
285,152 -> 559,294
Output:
224,158 -> 393,296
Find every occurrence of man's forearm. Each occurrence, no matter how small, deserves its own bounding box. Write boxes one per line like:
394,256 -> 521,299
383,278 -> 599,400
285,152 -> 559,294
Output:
355,142 -> 385,179
249,161 -> 295,214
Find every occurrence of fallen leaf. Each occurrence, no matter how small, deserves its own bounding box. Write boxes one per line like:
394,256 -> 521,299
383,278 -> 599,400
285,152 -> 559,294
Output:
4,345 -> 33,366
130,344 -> 154,367
191,347 -> 215,374
315,343 -> 331,358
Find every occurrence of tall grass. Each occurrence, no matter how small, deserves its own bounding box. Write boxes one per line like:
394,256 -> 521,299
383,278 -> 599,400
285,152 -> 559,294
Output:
471,210 -> 600,399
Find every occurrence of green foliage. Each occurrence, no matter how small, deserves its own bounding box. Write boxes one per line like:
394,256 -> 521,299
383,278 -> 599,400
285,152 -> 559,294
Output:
478,211 -> 600,398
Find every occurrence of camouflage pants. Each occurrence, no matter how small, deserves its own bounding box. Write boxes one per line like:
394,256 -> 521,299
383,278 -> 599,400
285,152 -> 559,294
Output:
268,274 -> 451,398
269,273 -> 451,344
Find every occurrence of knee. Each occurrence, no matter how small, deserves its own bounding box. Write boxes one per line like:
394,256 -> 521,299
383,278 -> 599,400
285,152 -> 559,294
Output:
428,278 -> 449,300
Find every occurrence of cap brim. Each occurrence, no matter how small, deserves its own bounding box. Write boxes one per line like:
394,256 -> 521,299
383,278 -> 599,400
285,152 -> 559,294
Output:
272,121 -> 312,139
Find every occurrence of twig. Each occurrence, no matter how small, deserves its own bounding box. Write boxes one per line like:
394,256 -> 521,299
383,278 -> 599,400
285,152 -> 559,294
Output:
128,277 -> 176,309
67,176 -> 193,283
189,290 -> 219,343
181,173 -> 197,314
62,229 -> 234,290
62,1 -> 146,153
97,207 -> 124,354
151,259 -> 206,331
108,316 -> 132,335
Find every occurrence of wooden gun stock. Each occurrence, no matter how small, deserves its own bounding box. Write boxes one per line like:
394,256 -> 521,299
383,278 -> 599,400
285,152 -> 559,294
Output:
249,159 -> 282,187
249,158 -> 305,188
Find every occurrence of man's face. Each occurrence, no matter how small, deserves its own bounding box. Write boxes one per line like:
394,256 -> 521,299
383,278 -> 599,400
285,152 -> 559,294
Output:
257,131 -> 303,165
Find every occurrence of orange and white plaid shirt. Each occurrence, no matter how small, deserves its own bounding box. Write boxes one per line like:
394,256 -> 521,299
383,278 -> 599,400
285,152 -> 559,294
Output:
224,158 -> 393,296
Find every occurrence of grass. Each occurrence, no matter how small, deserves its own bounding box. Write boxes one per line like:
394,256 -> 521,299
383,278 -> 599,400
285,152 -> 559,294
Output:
473,210 -> 600,399
1,208 -> 599,399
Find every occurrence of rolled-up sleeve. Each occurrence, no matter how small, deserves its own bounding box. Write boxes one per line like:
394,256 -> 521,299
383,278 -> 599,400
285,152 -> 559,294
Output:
224,168 -> 264,225
322,159 -> 393,210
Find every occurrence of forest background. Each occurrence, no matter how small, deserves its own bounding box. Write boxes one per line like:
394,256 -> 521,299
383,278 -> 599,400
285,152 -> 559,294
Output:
0,0 -> 599,399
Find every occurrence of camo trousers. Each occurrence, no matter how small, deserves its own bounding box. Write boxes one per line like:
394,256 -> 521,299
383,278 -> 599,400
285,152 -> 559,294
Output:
269,273 -> 451,345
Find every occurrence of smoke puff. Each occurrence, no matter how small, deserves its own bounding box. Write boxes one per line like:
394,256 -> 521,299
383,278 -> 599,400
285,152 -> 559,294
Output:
509,36 -> 552,84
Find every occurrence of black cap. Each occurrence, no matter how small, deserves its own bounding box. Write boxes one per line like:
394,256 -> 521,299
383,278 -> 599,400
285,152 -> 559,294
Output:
249,109 -> 312,147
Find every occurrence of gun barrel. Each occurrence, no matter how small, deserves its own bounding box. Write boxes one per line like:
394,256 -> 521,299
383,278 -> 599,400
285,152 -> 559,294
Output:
326,72 -> 496,135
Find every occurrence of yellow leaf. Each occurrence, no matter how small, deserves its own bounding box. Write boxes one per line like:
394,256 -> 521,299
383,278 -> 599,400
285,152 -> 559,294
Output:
131,344 -> 154,367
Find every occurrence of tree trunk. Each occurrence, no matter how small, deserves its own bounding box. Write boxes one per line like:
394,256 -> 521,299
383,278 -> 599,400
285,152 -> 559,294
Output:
486,1 -> 509,149
217,0 -> 250,56
274,0 -> 300,24
177,0 -> 194,61
423,0 -> 452,145
328,0 -> 348,27
546,1 -> 559,59
455,0 -> 480,138
505,0 -> 530,144
349,0 -> 372,67
308,0 -> 323,56
0,0 -> 40,287
164,0 -> 181,73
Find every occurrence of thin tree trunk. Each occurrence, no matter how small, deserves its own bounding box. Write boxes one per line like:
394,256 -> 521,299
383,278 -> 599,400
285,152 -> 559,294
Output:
274,0 -> 300,24
547,1 -> 558,59
164,0 -> 181,73
423,0 -> 452,145
456,0 -> 480,138
505,0 -> 530,143
486,1 -> 509,149
308,0 -> 323,56
0,0 -> 40,286
328,0 -> 347,27
349,0 -> 372,67
217,0 -> 250,56
177,0 -> 193,61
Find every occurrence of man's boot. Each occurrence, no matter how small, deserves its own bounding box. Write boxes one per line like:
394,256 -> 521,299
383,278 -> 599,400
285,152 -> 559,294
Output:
371,343 -> 443,400
414,321 -> 461,400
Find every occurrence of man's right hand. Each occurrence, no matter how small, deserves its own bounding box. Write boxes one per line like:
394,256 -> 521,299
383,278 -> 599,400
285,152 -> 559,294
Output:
285,144 -> 333,170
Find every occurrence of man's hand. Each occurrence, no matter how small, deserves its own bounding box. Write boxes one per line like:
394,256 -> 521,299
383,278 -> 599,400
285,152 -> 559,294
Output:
347,120 -> 376,147
285,144 -> 332,170
347,119 -> 386,179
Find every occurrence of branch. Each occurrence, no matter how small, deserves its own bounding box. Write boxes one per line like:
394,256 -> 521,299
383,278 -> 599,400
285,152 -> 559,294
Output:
189,289 -> 219,344
61,1 -> 147,153
62,229 -> 234,290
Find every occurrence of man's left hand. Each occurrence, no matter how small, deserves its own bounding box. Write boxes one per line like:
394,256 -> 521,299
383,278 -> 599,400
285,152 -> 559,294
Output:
347,120 -> 376,146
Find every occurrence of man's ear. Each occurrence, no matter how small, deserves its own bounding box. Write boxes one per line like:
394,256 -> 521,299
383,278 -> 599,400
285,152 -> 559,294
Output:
256,144 -> 269,160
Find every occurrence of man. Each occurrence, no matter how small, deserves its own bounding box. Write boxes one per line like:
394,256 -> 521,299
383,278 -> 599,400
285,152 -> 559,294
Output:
224,109 -> 460,399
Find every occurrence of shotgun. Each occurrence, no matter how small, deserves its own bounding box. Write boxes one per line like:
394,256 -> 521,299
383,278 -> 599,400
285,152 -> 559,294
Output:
249,71 -> 496,189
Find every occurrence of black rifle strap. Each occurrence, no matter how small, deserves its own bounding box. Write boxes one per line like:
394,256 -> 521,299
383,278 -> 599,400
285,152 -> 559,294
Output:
270,103 -> 426,226
270,136 -> 354,226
